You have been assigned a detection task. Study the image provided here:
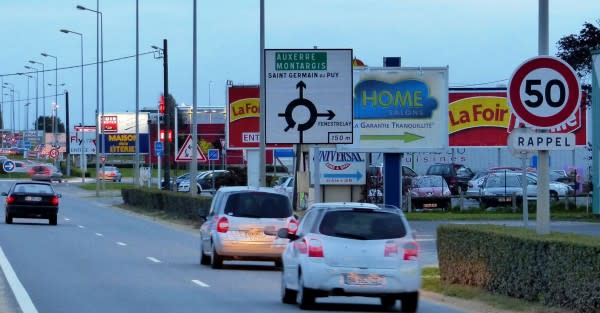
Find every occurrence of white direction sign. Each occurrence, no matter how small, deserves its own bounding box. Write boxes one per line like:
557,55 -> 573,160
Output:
264,49 -> 353,144
508,128 -> 575,151
508,56 -> 581,129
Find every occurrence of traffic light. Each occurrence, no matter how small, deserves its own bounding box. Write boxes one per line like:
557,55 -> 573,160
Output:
160,129 -> 173,142
159,95 -> 165,114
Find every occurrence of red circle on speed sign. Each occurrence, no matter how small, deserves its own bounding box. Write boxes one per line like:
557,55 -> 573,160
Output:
49,149 -> 58,159
508,56 -> 580,128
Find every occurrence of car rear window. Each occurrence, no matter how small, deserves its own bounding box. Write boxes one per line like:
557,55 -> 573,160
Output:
14,184 -> 54,194
224,192 -> 292,218
319,210 -> 406,240
485,175 -> 520,188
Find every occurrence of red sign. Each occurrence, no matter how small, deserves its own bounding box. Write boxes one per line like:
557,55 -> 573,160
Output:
227,85 -> 292,150
102,116 -> 118,133
508,56 -> 581,128
448,89 -> 586,147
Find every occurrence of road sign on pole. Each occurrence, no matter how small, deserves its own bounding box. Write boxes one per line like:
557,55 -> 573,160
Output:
208,149 -> 219,161
175,135 -> 207,162
2,160 -> 15,173
264,49 -> 353,144
508,56 -> 581,129
154,141 -> 164,157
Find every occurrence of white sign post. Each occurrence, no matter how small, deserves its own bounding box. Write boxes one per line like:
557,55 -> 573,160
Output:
264,49 -> 353,144
508,56 -> 581,234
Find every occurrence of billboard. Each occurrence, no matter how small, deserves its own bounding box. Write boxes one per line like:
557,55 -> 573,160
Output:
448,88 -> 586,147
100,113 -> 149,134
226,85 -> 291,150
98,133 -> 149,154
340,67 -> 449,152
309,148 -> 367,185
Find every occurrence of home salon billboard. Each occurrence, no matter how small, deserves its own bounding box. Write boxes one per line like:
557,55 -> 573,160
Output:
340,67 -> 449,152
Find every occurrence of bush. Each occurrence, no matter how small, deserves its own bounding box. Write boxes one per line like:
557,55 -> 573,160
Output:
121,187 -> 212,220
437,224 -> 600,312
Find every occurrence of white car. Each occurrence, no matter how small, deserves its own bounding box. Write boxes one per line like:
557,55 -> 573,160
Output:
274,176 -> 294,203
276,202 -> 420,311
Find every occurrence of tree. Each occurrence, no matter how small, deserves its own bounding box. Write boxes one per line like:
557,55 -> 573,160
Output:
35,116 -> 65,133
556,20 -> 600,105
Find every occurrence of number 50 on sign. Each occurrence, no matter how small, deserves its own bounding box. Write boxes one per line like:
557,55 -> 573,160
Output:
508,56 -> 580,129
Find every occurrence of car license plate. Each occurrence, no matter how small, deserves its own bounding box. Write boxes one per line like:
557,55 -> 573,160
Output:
25,196 -> 41,202
246,228 -> 264,241
343,273 -> 385,286
423,203 -> 437,208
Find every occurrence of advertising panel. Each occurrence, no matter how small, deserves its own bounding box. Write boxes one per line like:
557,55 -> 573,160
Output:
448,89 -> 586,147
226,85 -> 291,150
309,148 -> 366,185
100,113 -> 149,134
342,67 -> 449,152
99,134 -> 149,154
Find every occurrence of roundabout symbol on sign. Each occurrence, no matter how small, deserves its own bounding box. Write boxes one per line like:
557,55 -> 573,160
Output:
277,81 -> 335,143
508,56 -> 581,128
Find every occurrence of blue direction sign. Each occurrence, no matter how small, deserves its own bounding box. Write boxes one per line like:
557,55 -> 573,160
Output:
3,160 -> 15,173
154,141 -> 164,157
208,149 -> 219,161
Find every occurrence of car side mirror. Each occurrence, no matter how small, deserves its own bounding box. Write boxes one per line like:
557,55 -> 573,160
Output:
276,227 -> 299,241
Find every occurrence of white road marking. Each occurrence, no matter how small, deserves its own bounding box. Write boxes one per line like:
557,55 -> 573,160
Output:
191,280 -> 210,287
116,242 -> 127,246
95,233 -> 104,237
416,238 -> 436,242
0,246 -> 39,313
64,218 -> 70,221
77,225 -> 85,229
146,257 -> 161,263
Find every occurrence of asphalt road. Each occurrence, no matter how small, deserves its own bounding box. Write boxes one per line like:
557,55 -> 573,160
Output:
0,181 -> 472,313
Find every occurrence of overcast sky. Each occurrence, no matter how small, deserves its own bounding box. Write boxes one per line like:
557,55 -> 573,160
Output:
0,0 -> 599,130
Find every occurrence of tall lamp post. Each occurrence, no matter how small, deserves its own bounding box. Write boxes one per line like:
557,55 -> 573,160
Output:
18,74 -> 33,132
28,60 -> 45,138
61,28 -> 85,182
41,53 -> 58,158
24,65 -> 39,133
3,83 -> 15,135
77,4 -> 103,195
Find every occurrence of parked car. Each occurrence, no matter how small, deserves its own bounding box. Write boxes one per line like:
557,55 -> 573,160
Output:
29,164 -> 63,183
367,165 -> 418,195
409,175 -> 451,210
466,168 -> 520,199
274,176 -> 294,203
178,170 -> 230,193
480,172 -> 573,208
97,166 -> 122,182
425,163 -> 474,195
2,181 -> 61,225
199,186 -> 297,269
276,202 -> 420,311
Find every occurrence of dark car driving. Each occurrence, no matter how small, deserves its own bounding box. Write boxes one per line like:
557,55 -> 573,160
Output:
3,181 -> 61,225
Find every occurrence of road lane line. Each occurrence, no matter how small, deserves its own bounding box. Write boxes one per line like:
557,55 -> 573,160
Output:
0,246 -> 38,313
95,233 -> 104,237
64,218 -> 70,221
146,257 -> 161,263
77,225 -> 85,229
116,242 -> 127,246
191,280 -> 210,287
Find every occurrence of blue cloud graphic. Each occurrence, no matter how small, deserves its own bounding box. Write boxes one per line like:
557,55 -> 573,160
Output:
353,79 -> 438,119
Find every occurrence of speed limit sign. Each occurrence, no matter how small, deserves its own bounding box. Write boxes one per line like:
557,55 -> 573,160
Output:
508,56 -> 580,128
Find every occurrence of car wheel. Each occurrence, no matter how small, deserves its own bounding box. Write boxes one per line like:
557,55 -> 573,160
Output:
200,242 -> 211,265
210,242 -> 223,269
49,214 -> 58,226
401,292 -> 419,313
380,296 -> 396,310
281,272 -> 297,304
550,191 -> 559,202
5,213 -> 12,224
274,259 -> 283,269
296,271 -> 315,310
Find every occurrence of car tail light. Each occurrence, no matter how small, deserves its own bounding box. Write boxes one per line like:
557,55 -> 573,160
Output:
403,241 -> 419,261
287,217 -> 298,235
6,195 -> 15,205
216,216 -> 229,233
308,238 -> 324,258
449,177 -> 457,186
294,239 -> 307,254
50,196 -> 59,206
384,240 -> 399,257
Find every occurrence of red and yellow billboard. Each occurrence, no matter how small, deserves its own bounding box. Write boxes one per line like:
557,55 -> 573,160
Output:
448,89 -> 586,147
226,85 -> 291,150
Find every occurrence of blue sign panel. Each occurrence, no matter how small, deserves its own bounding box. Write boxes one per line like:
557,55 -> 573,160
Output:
154,141 -> 163,156
3,160 -> 15,173
98,134 -> 150,154
208,149 -> 219,161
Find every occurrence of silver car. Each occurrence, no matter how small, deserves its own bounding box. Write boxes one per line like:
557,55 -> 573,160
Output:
199,186 -> 297,269
277,202 -> 420,311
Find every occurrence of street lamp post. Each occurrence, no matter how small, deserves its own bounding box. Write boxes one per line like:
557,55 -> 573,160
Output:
41,52 -> 58,164
28,60 -> 45,138
24,65 -> 39,132
77,4 -> 103,195
61,28 -> 85,182
18,74 -> 33,131
3,83 -> 15,135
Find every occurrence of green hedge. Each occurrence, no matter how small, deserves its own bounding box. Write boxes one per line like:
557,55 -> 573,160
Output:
437,224 -> 600,312
121,187 -> 212,220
